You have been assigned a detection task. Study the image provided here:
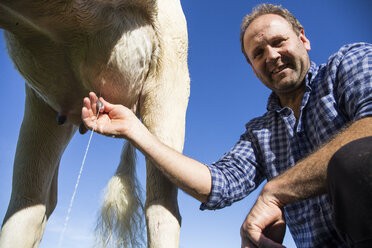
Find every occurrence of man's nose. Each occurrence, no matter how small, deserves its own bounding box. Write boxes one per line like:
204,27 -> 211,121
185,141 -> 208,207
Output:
265,46 -> 280,63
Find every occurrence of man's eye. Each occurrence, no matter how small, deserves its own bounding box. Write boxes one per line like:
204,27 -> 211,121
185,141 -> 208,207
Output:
272,39 -> 285,47
254,50 -> 263,59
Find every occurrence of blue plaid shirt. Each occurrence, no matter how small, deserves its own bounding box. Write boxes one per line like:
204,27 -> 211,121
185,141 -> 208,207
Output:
201,43 -> 372,247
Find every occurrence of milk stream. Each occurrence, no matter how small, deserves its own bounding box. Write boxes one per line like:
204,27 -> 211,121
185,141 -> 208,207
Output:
58,103 -> 102,248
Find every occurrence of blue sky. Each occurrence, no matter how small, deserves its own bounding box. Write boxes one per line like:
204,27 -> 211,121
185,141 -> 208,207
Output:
1,0 -> 371,247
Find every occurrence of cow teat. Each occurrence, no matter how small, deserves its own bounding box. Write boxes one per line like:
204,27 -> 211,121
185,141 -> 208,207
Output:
79,123 -> 88,134
56,113 -> 67,125
96,99 -> 104,113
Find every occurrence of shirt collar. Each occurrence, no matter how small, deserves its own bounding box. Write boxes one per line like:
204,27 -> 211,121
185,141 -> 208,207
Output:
266,61 -> 318,112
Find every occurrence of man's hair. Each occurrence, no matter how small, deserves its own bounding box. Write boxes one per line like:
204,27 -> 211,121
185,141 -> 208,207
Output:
240,4 -> 304,63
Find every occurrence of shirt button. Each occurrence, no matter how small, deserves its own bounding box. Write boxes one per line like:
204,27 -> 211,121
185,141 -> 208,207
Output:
284,108 -> 292,116
312,204 -> 321,212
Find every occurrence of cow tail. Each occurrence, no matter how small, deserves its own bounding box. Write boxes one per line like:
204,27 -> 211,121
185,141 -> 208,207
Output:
95,141 -> 145,248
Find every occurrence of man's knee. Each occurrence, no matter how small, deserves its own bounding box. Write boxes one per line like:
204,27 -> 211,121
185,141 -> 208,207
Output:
328,136 -> 372,183
327,136 -> 372,247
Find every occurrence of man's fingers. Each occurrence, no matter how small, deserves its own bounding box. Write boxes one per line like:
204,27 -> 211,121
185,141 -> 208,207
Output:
241,223 -> 258,248
81,106 -> 97,129
263,220 -> 286,244
259,235 -> 286,248
88,91 -> 98,99
89,92 -> 99,116
241,234 -> 257,248
83,97 -> 91,110
242,230 -> 285,248
241,213 -> 286,248
81,106 -> 91,120
99,97 -> 116,113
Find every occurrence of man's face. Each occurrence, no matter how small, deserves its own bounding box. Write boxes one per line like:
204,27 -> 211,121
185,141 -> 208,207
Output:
243,14 -> 311,97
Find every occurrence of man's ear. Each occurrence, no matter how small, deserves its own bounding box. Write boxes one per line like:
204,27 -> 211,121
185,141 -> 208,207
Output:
299,29 -> 311,51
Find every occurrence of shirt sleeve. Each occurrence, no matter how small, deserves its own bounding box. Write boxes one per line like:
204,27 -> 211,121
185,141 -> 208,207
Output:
200,132 -> 265,210
335,43 -> 372,120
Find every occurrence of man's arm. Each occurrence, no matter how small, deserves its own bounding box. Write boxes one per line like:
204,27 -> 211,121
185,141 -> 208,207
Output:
270,116 -> 372,204
131,119 -> 212,202
82,92 -> 212,202
241,116 -> 372,247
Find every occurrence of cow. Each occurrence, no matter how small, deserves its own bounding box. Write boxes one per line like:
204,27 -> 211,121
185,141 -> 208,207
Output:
0,0 -> 190,247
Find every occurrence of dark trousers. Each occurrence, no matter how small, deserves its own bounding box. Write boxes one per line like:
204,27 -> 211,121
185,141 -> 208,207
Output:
327,136 -> 372,247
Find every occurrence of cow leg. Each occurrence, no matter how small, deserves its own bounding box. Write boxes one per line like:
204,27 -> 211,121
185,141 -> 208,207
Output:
144,164 -> 181,248
142,102 -> 188,248
0,86 -> 76,247
141,56 -> 190,247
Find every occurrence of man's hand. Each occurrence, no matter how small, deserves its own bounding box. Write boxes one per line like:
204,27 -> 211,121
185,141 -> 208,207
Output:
82,92 -> 142,140
82,92 -> 213,202
240,186 -> 286,248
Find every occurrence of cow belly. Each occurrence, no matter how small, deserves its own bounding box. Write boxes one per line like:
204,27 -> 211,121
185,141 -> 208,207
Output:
78,21 -> 158,114
5,9 -> 158,125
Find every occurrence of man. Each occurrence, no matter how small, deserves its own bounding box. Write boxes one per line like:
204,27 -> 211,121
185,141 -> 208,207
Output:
82,4 -> 372,248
